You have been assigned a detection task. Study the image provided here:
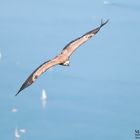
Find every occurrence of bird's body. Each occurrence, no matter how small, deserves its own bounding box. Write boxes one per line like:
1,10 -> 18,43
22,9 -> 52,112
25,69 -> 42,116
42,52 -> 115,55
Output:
16,19 -> 109,96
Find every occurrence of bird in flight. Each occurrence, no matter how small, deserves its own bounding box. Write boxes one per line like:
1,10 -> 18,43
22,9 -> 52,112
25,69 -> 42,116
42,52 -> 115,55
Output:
16,19 -> 109,96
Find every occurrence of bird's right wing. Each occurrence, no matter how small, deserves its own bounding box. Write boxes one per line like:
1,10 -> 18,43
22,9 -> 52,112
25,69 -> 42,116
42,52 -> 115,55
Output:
31,59 -> 58,80
16,57 -> 60,96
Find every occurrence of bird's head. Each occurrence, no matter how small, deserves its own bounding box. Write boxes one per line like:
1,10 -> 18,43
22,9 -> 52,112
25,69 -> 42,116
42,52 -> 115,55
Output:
63,60 -> 70,66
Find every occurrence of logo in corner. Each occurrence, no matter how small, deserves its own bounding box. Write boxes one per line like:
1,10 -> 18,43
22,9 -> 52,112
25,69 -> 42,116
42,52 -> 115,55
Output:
135,130 -> 140,139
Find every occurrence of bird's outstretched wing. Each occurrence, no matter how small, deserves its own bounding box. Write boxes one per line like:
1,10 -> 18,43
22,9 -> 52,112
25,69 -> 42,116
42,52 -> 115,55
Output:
61,19 -> 109,57
16,57 -> 61,96
16,19 -> 109,96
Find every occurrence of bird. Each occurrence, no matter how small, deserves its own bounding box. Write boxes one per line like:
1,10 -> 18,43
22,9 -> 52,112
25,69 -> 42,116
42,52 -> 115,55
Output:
16,19 -> 109,96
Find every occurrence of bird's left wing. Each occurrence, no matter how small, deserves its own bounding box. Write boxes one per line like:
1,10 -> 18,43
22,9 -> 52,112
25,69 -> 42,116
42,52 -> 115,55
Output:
61,19 -> 109,57
16,57 -> 60,96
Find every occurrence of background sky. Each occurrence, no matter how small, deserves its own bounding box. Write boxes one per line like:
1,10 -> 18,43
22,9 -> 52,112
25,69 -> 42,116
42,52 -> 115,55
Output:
0,0 -> 140,140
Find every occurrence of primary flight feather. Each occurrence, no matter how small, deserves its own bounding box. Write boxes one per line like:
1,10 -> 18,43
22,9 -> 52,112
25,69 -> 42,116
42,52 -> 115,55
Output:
16,19 -> 109,96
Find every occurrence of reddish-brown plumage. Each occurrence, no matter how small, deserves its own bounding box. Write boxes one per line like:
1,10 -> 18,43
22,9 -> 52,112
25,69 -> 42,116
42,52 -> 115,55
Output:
16,19 -> 109,96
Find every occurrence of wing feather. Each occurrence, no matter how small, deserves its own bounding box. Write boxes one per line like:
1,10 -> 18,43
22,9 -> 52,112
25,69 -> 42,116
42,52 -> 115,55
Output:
62,19 -> 109,57
16,57 -> 60,96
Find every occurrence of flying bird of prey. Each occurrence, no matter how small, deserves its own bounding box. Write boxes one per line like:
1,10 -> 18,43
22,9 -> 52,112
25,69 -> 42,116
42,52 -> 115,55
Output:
16,19 -> 109,96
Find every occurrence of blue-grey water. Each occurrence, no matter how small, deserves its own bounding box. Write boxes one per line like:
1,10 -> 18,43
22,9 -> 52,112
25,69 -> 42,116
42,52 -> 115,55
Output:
0,0 -> 140,139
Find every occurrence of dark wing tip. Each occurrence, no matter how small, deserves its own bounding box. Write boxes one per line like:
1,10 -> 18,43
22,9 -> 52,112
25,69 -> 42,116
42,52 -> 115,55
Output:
15,80 -> 33,96
89,19 -> 109,35
15,88 -> 22,96
100,19 -> 109,28
15,60 -> 51,96
15,84 -> 26,96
